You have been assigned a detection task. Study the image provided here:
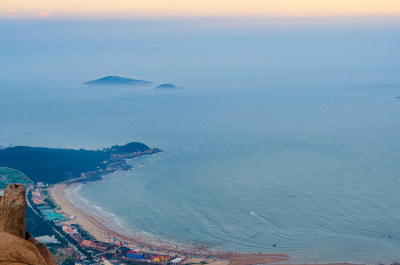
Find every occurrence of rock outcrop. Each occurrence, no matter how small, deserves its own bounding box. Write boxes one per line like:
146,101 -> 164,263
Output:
0,184 -> 56,265
0,183 -> 26,238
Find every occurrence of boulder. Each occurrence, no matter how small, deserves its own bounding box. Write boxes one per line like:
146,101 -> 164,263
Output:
0,184 -> 26,238
0,232 -> 48,265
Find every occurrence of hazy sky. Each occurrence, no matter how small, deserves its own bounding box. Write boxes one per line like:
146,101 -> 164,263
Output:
1,0 -> 400,19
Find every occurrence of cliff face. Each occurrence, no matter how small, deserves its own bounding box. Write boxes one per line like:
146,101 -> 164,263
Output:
0,184 -> 56,265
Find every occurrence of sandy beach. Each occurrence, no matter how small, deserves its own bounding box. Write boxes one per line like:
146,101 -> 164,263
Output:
49,183 -> 132,244
49,183 -> 291,265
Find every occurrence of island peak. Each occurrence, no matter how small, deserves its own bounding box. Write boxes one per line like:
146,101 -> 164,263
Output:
84,76 -> 152,86
154,83 -> 181,90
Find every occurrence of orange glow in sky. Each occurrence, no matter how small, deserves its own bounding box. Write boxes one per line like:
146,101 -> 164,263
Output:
1,0 -> 400,18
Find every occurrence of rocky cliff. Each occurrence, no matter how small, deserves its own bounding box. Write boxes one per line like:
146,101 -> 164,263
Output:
0,184 -> 56,265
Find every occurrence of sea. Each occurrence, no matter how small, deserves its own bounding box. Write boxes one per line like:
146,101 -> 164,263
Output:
1,18 -> 400,264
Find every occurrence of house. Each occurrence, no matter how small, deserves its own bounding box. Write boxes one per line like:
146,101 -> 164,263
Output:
152,255 -> 171,262
116,246 -> 130,256
81,239 -> 93,248
126,250 -> 144,260
170,258 -> 183,264
62,224 -> 76,234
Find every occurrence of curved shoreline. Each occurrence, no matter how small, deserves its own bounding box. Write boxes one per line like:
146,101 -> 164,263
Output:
49,182 -> 290,265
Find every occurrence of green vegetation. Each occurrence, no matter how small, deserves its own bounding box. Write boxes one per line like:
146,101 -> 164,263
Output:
108,142 -> 150,154
0,167 -> 33,189
0,142 -> 153,184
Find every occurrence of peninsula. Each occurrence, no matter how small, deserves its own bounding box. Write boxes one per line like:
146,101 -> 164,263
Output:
0,142 -> 161,184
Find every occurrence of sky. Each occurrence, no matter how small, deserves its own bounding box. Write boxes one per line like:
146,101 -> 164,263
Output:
1,0 -> 400,19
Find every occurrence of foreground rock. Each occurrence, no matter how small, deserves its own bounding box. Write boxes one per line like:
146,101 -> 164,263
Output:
0,183 -> 26,238
0,232 -> 49,265
0,184 -> 56,265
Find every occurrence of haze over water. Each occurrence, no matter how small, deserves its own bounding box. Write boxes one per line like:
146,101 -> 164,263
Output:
1,19 -> 400,264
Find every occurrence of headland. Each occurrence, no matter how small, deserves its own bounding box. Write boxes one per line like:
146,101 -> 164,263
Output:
0,142 -> 162,184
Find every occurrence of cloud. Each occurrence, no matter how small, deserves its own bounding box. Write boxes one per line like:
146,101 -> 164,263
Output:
39,11 -> 50,18
1,0 -> 400,19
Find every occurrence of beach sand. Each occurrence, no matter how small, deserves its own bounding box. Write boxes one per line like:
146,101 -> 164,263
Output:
49,183 -> 292,265
49,183 -> 166,246
226,253 -> 289,265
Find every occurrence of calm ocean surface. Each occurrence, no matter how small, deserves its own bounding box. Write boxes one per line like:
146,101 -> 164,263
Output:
1,20 -> 400,264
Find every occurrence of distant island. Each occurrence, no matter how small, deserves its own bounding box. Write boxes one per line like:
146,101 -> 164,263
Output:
84,76 -> 153,86
0,142 -> 162,184
154,83 -> 180,90
84,76 -> 182,90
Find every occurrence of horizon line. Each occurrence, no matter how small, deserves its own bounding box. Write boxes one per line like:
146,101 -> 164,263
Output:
1,14 -> 400,21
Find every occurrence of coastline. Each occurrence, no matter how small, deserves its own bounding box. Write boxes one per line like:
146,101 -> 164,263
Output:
49,182 -> 291,265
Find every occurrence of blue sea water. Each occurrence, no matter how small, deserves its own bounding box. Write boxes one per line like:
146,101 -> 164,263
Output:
1,19 -> 400,264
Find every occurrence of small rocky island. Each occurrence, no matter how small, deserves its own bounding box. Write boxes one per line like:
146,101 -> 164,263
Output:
84,76 -> 152,86
154,83 -> 181,90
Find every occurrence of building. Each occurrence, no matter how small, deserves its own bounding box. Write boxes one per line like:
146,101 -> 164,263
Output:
152,255 -> 171,263
126,250 -> 143,260
170,258 -> 183,264
116,246 -> 131,256
80,239 -> 106,250
32,197 -> 43,204
81,239 -> 93,248
62,224 -> 77,234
